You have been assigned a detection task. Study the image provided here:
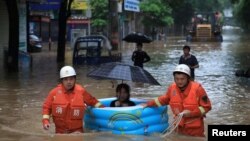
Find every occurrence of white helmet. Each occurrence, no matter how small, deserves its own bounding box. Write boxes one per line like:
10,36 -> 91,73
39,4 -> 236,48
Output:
60,66 -> 76,79
173,64 -> 190,77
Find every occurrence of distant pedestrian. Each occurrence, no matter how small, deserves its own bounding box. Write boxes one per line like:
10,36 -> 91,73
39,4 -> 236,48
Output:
179,45 -> 199,80
131,43 -> 151,68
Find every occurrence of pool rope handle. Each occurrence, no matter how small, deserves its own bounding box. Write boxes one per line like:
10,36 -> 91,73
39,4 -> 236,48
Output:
161,113 -> 184,138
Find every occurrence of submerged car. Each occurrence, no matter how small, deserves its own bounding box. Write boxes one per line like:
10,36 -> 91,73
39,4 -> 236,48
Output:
28,34 -> 42,52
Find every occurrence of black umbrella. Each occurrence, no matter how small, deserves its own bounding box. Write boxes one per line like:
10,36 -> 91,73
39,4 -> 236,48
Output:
122,32 -> 152,43
87,62 -> 160,85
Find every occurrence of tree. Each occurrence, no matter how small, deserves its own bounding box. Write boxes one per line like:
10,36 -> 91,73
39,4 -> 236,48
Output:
231,0 -> 239,4
167,0 -> 227,27
218,0 -> 232,9
169,0 -> 194,27
190,0 -> 223,13
57,0 -> 73,63
89,0 -> 108,33
140,0 -> 173,29
232,0 -> 250,31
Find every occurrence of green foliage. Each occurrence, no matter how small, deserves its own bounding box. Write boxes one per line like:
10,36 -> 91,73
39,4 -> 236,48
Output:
140,0 -> 173,27
171,1 -> 194,26
218,0 -> 232,8
91,19 -> 107,27
190,0 -> 223,13
231,0 -> 240,4
87,0 -> 234,33
169,0 -> 226,26
89,0 -> 109,30
233,0 -> 250,30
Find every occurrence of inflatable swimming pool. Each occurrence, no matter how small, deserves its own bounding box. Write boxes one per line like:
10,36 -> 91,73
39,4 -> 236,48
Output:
84,97 -> 169,135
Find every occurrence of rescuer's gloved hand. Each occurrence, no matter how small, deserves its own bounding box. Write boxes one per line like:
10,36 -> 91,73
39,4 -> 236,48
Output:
140,103 -> 148,109
180,110 -> 191,117
42,119 -> 50,130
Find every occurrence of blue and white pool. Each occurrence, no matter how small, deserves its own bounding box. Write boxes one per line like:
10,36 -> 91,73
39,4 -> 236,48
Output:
84,97 -> 169,135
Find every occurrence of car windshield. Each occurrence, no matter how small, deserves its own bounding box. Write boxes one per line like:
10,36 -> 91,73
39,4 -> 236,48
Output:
77,41 -> 99,49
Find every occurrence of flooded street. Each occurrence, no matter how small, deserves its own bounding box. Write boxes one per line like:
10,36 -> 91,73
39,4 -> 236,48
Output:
0,27 -> 249,141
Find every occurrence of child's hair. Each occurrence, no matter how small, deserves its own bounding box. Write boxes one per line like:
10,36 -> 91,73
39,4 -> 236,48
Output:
183,45 -> 190,51
116,83 -> 131,99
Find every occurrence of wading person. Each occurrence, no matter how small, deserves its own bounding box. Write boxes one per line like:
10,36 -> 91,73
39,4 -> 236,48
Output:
132,42 -> 151,68
179,45 -> 199,80
141,64 -> 212,137
42,66 -> 104,134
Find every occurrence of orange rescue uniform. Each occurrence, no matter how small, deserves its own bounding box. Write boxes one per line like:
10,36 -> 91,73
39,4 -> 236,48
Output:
147,81 -> 212,137
42,84 -> 102,133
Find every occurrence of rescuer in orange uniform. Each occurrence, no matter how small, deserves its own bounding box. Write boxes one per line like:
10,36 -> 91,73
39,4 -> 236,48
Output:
42,66 -> 104,134
142,64 -> 212,137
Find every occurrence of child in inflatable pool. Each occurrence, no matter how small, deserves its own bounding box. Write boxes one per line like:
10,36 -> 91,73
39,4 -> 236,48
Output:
110,83 -> 136,107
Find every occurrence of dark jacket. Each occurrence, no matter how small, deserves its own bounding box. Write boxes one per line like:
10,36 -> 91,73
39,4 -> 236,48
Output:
110,100 -> 136,107
132,50 -> 150,68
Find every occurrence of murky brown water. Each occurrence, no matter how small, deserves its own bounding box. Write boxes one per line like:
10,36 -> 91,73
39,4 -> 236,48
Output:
0,27 -> 249,141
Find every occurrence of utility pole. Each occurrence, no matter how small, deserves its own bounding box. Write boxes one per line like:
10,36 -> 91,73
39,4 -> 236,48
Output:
109,0 -> 119,50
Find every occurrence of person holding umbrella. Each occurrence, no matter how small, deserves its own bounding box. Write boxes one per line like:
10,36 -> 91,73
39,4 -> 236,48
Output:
131,42 -> 151,68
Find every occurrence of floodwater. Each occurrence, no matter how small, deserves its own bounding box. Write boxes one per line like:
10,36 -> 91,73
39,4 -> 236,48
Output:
0,26 -> 249,141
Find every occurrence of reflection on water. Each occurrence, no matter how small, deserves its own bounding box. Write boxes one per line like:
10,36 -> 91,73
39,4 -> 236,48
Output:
0,27 -> 250,141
